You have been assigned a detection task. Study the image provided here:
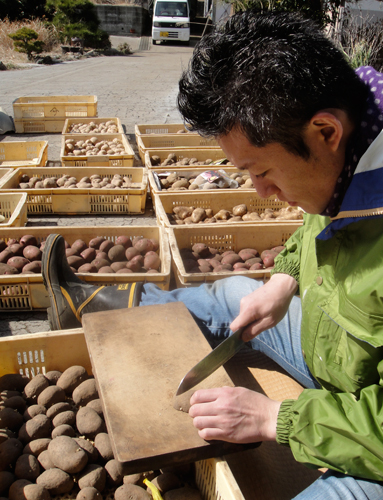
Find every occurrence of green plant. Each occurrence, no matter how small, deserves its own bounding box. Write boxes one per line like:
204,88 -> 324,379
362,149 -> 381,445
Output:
8,27 -> 44,60
45,0 -> 110,48
330,12 -> 383,70
117,42 -> 132,55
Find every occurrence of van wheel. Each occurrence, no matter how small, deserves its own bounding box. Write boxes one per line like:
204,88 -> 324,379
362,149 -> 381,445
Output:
152,39 -> 157,45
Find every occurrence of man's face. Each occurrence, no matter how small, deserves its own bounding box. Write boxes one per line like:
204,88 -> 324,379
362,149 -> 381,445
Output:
218,128 -> 343,214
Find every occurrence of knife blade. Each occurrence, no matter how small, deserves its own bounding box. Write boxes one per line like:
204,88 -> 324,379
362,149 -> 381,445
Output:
175,327 -> 245,396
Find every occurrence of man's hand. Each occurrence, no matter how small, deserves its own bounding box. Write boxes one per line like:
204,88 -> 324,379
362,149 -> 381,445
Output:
189,386 -> 281,443
231,273 -> 298,342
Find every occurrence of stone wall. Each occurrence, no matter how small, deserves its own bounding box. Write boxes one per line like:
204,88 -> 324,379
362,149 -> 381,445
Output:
95,5 -> 151,36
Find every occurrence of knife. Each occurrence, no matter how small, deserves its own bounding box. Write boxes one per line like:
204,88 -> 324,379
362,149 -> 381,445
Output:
175,327 -> 245,396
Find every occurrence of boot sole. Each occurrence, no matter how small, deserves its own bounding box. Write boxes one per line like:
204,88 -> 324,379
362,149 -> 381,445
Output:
42,234 -> 65,331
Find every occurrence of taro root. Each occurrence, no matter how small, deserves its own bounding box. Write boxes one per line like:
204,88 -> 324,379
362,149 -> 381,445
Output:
44,371 -> 62,386
57,366 -> 88,395
24,375 -> 50,401
0,470 -> 15,495
115,483 -> 151,500
0,438 -> 23,469
23,439 -> 51,457
76,486 -> 102,500
51,424 -> 75,439
74,438 -> 99,464
77,464 -> 106,492
72,379 -> 98,407
151,472 -> 182,494
232,204 -> 247,217
88,237 -> 105,250
86,399 -> 103,418
48,436 -> 88,474
0,408 -> 24,431
46,403 -> 71,420
36,468 -> 74,495
18,414 -> 51,443
3,396 -> 26,413
104,459 -> 124,487
37,386 -> 66,409
191,208 -> 206,223
76,407 -> 106,439
14,454 -> 40,481
51,411 -> 76,428
94,433 -> 113,463
37,450 -> 55,471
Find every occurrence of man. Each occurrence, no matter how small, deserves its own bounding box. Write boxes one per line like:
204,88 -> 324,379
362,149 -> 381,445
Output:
42,10 -> 383,498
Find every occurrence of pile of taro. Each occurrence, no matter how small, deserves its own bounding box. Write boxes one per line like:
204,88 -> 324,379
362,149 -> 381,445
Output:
0,368 -> 202,500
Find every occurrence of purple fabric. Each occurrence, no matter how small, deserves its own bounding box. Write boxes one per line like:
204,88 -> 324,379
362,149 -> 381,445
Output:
322,66 -> 383,217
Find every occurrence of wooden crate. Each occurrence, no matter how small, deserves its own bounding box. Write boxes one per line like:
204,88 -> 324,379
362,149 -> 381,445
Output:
0,168 -> 13,188
0,329 -> 245,500
168,223 -> 301,287
0,140 -> 48,168
154,190 -> 303,228
137,135 -> 220,162
145,149 -> 232,169
0,192 -> 27,227
135,123 -> 196,136
13,95 -> 97,119
0,167 -> 148,215
0,226 -> 171,311
62,117 -> 124,134
61,134 -> 135,167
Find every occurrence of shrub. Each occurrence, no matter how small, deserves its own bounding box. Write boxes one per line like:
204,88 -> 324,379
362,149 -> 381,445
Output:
46,0 -> 110,48
117,42 -> 132,55
8,27 -> 44,60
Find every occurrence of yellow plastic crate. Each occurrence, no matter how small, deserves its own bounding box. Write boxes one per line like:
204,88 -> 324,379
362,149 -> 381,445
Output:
0,140 -> 48,168
0,192 -> 27,227
0,225 -> 171,311
135,123 -> 197,135
61,133 -> 135,167
14,118 -> 66,134
1,167 -> 148,215
0,329 -> 245,500
62,117 -> 124,134
168,223 -> 301,287
137,134 -> 220,162
12,95 -> 97,119
148,167 -> 253,200
145,149 -> 232,169
0,168 -> 13,188
154,190 -> 302,228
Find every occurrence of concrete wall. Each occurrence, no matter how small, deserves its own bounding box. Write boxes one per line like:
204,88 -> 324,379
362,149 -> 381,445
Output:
95,5 -> 151,36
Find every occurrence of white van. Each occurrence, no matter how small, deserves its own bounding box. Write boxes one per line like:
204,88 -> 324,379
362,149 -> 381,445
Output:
152,0 -> 190,45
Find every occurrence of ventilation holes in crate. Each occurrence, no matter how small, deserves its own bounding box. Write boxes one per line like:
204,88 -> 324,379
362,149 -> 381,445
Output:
17,349 -> 45,377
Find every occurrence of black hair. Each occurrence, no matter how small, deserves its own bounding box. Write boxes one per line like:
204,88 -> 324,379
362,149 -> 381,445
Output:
177,10 -> 369,158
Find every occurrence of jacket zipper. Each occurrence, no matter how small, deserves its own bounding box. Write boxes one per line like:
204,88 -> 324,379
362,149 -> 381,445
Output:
331,207 -> 383,220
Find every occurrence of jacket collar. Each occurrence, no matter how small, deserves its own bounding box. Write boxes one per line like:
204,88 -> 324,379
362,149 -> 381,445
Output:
318,129 -> 383,240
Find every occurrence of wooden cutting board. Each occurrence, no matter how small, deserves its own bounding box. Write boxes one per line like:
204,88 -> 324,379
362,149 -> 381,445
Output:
82,302 -> 258,473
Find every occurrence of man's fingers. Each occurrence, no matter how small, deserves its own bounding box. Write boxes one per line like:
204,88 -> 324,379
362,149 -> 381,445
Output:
189,388 -> 221,406
192,415 -> 219,430
241,317 -> 276,342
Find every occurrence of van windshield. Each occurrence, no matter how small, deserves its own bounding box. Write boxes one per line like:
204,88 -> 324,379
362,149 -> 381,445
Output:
154,1 -> 188,17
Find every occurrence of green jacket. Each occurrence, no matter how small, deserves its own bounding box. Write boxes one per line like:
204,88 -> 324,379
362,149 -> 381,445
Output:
274,130 -> 383,480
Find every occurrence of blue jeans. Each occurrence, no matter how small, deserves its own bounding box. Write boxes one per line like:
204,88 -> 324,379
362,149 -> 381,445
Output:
140,276 -> 383,500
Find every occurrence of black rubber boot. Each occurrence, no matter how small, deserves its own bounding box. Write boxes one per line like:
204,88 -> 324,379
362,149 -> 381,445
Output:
42,233 -> 143,331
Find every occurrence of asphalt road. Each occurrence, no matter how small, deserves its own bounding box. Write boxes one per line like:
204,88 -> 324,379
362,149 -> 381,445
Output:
0,36 -> 195,336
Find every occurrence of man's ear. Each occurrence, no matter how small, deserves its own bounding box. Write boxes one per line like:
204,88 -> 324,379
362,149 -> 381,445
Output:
307,111 -> 345,152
